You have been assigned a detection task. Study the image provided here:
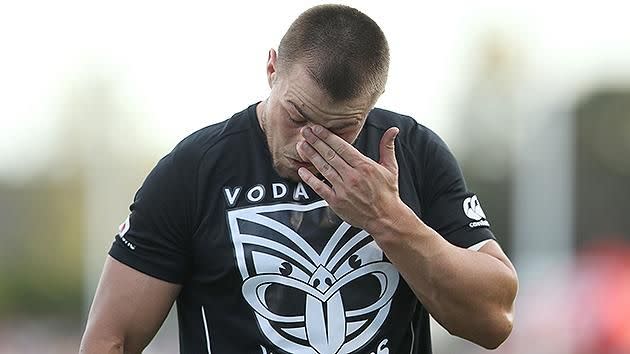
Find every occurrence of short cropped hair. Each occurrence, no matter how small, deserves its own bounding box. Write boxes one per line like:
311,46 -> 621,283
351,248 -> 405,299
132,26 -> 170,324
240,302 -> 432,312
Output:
277,4 -> 390,102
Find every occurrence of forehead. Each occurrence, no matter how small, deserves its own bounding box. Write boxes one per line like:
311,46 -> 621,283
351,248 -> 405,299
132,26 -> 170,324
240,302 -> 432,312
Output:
280,64 -> 373,122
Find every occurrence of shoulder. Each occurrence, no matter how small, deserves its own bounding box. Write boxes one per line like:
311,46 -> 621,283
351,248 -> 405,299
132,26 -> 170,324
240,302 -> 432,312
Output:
169,106 -> 253,167
366,107 -> 448,155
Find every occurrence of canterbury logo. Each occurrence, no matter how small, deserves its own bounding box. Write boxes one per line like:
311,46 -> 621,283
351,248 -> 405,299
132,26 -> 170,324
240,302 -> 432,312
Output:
227,200 -> 399,354
463,195 -> 486,221
116,215 -> 135,250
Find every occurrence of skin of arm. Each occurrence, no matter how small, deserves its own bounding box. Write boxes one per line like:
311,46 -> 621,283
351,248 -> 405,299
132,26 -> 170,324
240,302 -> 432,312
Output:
79,256 -> 182,354
296,124 -> 518,349
370,208 -> 517,349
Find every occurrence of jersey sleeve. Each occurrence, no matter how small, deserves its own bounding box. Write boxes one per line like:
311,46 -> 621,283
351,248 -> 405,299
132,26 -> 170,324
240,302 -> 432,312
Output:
108,144 -> 197,283
419,130 -> 496,249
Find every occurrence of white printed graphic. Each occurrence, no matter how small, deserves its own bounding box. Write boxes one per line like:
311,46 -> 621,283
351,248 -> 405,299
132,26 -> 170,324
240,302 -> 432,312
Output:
118,215 -> 130,236
117,215 -> 135,250
228,201 -> 399,354
463,195 -> 486,221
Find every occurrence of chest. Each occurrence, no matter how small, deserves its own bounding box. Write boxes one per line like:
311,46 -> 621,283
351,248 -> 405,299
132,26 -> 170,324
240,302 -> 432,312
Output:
184,152 -> 424,353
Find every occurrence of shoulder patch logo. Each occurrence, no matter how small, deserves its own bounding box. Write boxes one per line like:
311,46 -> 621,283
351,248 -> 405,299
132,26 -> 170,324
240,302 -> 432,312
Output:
117,215 -> 136,250
227,200 -> 399,354
463,195 -> 490,228
118,215 -> 131,236
463,195 -> 486,221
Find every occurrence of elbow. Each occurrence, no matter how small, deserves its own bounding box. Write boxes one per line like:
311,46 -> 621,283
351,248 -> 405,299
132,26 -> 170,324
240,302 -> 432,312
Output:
481,269 -> 517,349
79,328 -> 125,353
444,308 -> 514,350
478,313 -> 514,350
470,304 -> 514,350
448,297 -> 515,350
448,257 -> 518,350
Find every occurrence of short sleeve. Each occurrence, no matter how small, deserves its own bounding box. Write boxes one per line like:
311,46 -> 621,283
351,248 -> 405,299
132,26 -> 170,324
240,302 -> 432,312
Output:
420,130 -> 495,249
108,145 -> 197,283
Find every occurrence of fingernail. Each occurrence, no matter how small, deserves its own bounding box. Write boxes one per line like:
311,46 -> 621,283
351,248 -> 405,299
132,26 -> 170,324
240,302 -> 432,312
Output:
302,127 -> 316,143
313,125 -> 322,134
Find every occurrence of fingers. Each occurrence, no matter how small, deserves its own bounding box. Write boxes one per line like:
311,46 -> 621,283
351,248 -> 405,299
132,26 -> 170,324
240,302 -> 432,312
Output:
303,126 -> 364,167
378,127 -> 399,173
296,140 -> 344,185
297,167 -> 335,201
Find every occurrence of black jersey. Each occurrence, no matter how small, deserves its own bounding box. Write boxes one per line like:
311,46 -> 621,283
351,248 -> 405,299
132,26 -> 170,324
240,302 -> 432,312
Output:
109,103 -> 495,354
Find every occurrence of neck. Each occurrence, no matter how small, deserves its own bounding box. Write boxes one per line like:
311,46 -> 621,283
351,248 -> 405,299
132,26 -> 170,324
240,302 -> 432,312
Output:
256,99 -> 267,133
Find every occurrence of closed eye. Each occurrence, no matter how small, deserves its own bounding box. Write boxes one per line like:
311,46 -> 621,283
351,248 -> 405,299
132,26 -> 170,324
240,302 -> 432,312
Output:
330,120 -> 359,133
288,116 -> 306,125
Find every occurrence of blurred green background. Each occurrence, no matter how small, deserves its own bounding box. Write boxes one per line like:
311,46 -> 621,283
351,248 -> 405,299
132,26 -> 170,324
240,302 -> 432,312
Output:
1,1 -> 629,353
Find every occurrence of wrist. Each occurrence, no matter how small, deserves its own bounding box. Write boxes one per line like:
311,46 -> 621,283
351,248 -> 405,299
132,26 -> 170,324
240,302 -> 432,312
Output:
366,199 -> 422,241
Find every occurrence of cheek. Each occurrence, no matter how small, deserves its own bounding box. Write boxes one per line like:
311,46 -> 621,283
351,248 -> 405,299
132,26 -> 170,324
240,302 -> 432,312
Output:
280,122 -> 303,144
271,122 -> 301,153
338,129 -> 361,145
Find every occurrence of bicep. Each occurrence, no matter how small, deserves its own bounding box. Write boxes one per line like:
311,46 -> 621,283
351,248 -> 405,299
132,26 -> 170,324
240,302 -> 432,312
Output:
477,240 -> 517,275
81,255 -> 181,353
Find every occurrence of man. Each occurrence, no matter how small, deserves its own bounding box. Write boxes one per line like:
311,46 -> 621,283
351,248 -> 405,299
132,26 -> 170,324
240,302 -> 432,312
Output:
80,4 -> 517,354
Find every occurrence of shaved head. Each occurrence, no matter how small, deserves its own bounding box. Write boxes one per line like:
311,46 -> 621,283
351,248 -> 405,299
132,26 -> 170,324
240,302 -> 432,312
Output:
277,4 -> 390,102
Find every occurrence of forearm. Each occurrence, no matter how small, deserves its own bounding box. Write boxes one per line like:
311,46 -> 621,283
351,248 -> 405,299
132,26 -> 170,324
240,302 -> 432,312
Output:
368,203 -> 517,349
80,314 -> 157,354
79,257 -> 181,354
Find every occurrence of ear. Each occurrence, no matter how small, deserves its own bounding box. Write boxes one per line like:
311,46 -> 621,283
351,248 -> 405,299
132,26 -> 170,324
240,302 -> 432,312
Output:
266,48 -> 278,88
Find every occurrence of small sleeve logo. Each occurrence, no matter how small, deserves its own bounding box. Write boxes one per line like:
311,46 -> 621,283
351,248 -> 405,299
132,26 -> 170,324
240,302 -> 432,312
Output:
463,195 -> 486,220
463,195 -> 490,228
117,215 -> 135,250
118,215 -> 131,236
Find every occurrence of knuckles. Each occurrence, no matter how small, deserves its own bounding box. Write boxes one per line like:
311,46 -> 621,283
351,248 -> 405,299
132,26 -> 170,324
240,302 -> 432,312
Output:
346,177 -> 360,189
319,162 -> 332,175
324,149 -> 336,162
358,162 -> 377,175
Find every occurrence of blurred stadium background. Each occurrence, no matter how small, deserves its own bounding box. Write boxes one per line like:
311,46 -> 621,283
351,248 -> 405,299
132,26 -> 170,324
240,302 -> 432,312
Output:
1,1 -> 629,353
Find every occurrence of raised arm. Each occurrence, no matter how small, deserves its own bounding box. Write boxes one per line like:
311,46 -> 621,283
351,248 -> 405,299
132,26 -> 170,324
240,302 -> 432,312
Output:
80,256 -> 181,354
369,217 -> 517,349
296,124 -> 517,348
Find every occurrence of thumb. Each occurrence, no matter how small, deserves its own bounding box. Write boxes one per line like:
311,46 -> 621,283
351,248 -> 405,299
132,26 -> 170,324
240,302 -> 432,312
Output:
379,127 -> 399,173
